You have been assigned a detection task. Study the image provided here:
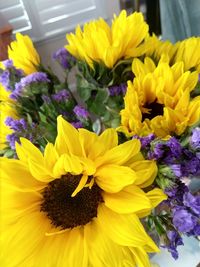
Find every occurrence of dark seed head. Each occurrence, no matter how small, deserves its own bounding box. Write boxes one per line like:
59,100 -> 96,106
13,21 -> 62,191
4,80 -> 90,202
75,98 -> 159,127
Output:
41,174 -> 103,229
142,101 -> 164,121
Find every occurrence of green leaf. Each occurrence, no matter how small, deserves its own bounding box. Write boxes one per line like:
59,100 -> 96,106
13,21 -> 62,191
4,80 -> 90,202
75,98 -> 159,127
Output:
89,88 -> 109,116
76,74 -> 97,101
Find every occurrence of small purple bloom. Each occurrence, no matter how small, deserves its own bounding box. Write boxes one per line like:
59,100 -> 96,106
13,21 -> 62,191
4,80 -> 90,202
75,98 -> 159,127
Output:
190,127 -> 200,150
167,137 -> 182,158
53,47 -> 75,69
5,117 -> 27,131
184,157 -> 200,176
191,224 -> 200,235
0,70 -> 11,91
166,230 -> 183,260
183,192 -> 200,215
108,84 -> 127,96
10,72 -> 50,99
133,134 -> 155,149
2,59 -> 13,68
52,89 -> 70,102
170,164 -> 182,178
173,208 -> 197,232
73,105 -> 89,119
20,72 -> 50,87
71,121 -> 83,128
150,143 -> 165,160
6,133 -> 18,149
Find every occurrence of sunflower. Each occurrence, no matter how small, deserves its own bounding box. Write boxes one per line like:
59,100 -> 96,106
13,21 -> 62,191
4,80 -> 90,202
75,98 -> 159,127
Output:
173,37 -> 200,73
8,33 -> 40,75
66,10 -> 149,68
1,116 -> 166,267
118,57 -> 200,137
144,35 -> 179,64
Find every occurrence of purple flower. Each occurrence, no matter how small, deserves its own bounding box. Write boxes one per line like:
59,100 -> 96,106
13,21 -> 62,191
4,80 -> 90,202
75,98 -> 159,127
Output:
165,230 -> 183,260
183,192 -> 200,215
53,48 -> 75,69
10,72 -> 50,99
167,137 -> 182,158
71,121 -> 83,128
148,142 -> 165,160
190,224 -> 200,235
10,82 -> 23,99
52,89 -> 70,102
170,164 -> 182,178
183,157 -> 200,176
133,134 -> 155,149
173,208 -> 197,232
108,84 -> 127,96
190,127 -> 200,150
0,70 -> 11,91
20,72 -> 50,87
5,117 -> 27,131
2,59 -> 13,68
165,180 -> 188,202
73,105 -> 89,119
6,133 -> 18,149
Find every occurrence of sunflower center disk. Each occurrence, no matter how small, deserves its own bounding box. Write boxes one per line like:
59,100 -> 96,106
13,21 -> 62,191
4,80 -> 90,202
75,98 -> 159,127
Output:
41,174 -> 103,229
142,101 -> 164,121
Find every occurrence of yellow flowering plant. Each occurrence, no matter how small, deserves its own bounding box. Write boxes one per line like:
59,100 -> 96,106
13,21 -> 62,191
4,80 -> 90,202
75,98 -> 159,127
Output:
0,10 -> 200,267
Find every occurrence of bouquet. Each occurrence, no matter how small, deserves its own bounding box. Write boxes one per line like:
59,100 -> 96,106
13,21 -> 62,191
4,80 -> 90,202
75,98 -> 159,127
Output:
1,10 -> 200,267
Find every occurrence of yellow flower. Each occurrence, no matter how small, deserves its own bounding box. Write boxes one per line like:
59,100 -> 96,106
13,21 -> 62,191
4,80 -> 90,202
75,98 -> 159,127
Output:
0,101 -> 18,149
66,10 -> 149,68
8,33 -> 40,75
119,57 -> 200,137
1,116 -> 166,267
145,35 -> 179,64
173,37 -> 200,73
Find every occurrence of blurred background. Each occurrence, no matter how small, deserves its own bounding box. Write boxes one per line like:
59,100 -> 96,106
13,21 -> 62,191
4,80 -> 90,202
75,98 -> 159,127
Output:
1,0 -> 200,75
0,1 -> 200,266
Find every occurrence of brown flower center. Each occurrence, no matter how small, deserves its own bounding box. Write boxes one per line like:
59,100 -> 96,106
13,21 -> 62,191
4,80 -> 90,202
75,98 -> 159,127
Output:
142,101 -> 164,121
41,174 -> 103,229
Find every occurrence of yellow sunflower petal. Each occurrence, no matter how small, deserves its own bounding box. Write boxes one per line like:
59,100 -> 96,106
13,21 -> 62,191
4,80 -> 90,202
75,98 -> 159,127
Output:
55,116 -> 83,156
103,184 -> 151,214
131,160 -> 158,188
95,164 -> 137,193
95,139 -> 141,168
0,158 -> 45,191
98,204 -> 158,251
131,247 -> 151,267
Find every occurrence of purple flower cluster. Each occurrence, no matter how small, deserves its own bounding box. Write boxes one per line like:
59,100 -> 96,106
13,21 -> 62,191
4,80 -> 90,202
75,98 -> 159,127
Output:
2,59 -> 13,68
164,230 -> 183,260
52,48 -> 75,69
0,69 -> 11,91
73,105 -> 89,120
52,89 -> 70,102
144,134 -> 200,178
133,133 -> 155,149
108,83 -> 127,96
148,137 -> 182,161
163,181 -> 200,258
0,60 -> 24,92
5,117 -> 27,149
71,121 -> 83,129
10,72 -> 50,99
190,127 -> 200,150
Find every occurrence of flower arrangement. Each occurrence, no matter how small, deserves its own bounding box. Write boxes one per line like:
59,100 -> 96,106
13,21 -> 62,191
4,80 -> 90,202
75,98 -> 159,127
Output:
0,10 -> 200,267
